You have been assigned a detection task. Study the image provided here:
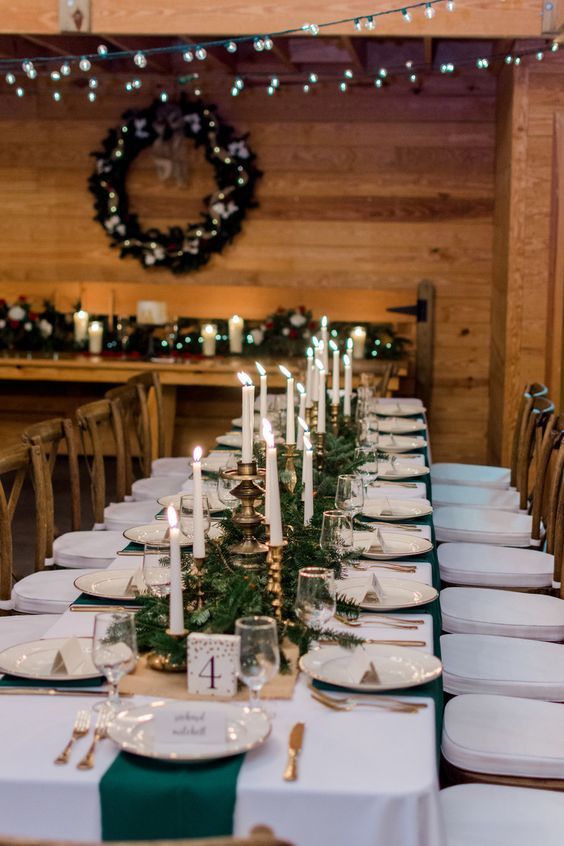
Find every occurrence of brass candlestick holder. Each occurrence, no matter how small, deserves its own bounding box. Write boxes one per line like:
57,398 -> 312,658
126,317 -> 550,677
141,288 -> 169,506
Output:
310,401 -> 319,433
330,404 -> 339,435
267,540 -> 287,622
192,556 -> 205,609
305,405 -> 313,430
283,443 -> 298,493
315,431 -> 326,471
343,414 -> 351,425
221,459 -> 268,562
146,629 -> 188,673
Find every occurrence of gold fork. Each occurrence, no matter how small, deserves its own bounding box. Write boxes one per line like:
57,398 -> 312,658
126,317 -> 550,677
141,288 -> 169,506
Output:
335,614 -> 418,630
77,709 -> 110,770
54,710 -> 91,765
310,689 -> 419,714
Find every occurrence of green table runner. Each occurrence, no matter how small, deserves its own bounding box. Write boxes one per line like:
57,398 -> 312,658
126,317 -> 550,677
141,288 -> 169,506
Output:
0,674 -> 104,688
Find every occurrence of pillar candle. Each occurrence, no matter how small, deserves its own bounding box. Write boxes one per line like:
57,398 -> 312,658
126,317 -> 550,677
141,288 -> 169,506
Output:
320,316 -> 329,369
191,447 -> 206,559
315,361 -> 326,433
201,323 -> 217,356
296,384 -> 306,449
305,348 -> 314,409
238,372 -> 254,463
279,365 -> 295,445
167,505 -> 185,635
228,315 -> 244,354
303,434 -> 314,525
343,353 -> 352,417
255,362 -> 267,432
350,326 -> 367,360
263,420 -> 283,545
73,309 -> 89,344
329,340 -> 340,406
88,321 -> 103,354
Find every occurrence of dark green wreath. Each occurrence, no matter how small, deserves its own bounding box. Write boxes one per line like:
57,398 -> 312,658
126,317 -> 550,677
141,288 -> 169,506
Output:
88,93 -> 261,274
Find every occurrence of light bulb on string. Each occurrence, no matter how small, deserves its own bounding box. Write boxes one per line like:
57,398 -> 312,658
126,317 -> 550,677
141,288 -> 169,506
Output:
22,59 -> 33,74
263,36 -> 273,50
183,50 -> 194,62
134,51 -> 147,68
374,78 -> 383,88
267,84 -> 275,95
536,51 -> 544,60
5,73 -> 15,85
125,81 -> 133,91
15,87 -> 24,97
551,41 -> 559,51
195,46 -> 207,60
410,73 -> 417,83
505,55 -> 513,64
89,78 -> 98,89
226,41 -> 237,53
231,85 -> 239,96
379,68 -> 388,78
514,57 -> 521,65
307,23 -> 320,35
344,68 -> 354,79
97,44 -> 108,56
303,83 -> 310,93
254,38 -> 265,51
52,91 -> 61,102
27,67 -> 37,79
339,81 -> 347,92
79,57 -> 91,72
309,72 -> 318,83
353,18 -> 362,31
234,76 -> 244,90
88,91 -> 96,102
270,76 -> 280,88
476,58 -> 489,69
402,8 -> 412,22
447,0 -> 455,10
424,3 -> 435,18
133,78 -> 142,88
160,91 -> 169,102
50,70 -> 61,81
365,16 -> 375,30
60,63 -> 71,76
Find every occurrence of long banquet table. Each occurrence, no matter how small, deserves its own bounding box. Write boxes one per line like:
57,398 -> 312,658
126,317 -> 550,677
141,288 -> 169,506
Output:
0,398 -> 445,846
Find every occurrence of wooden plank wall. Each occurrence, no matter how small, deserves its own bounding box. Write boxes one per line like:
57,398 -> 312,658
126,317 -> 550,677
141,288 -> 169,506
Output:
488,53 -> 564,465
0,73 -> 496,462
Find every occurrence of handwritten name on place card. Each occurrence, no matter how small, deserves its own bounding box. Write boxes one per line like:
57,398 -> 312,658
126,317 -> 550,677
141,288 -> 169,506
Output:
153,705 -> 226,749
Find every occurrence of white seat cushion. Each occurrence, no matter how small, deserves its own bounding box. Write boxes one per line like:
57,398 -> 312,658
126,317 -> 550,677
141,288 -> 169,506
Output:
104,500 -> 161,532
434,507 -> 532,546
131,476 -> 185,501
151,457 -> 191,478
53,531 -> 124,569
0,614 -> 61,651
433,484 -> 521,512
11,569 -> 86,614
441,634 -> 564,700
431,463 -> 511,489
440,587 -> 564,641
442,694 -> 564,779
438,543 -> 553,588
440,783 -> 564,846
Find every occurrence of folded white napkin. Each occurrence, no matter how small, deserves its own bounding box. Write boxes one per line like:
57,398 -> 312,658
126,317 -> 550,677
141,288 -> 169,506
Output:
367,482 -> 427,499
354,526 -> 431,549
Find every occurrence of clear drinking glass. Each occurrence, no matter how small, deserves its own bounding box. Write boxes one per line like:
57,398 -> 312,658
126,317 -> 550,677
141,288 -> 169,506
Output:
320,509 -> 354,554
295,567 -> 336,629
142,542 -> 171,597
354,446 -> 379,494
179,494 -> 211,538
235,616 -> 280,711
217,470 -> 239,512
335,474 -> 364,517
92,612 -> 138,711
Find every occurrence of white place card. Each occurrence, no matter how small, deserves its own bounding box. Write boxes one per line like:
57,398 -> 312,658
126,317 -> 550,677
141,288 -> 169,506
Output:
51,637 -> 85,674
153,704 -> 226,752
126,569 -> 146,595
335,573 -> 385,604
187,633 -> 240,697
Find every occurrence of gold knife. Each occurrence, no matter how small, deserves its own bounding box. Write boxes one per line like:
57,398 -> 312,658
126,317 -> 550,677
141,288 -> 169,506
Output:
0,688 -> 134,696
283,722 -> 305,782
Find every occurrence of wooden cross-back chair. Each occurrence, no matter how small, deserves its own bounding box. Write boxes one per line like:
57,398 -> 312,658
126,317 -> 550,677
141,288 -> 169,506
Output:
529,411 -> 563,547
75,399 -> 127,526
514,396 -> 555,512
509,382 -> 549,488
21,418 -> 81,568
0,444 -> 44,602
105,382 -> 152,491
127,371 -> 166,461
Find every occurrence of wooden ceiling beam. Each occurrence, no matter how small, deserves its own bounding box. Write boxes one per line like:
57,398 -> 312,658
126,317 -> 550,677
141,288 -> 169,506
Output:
339,36 -> 365,73
268,40 -> 300,72
491,38 -> 515,74
20,35 -> 72,58
423,37 -> 436,68
102,35 -> 170,74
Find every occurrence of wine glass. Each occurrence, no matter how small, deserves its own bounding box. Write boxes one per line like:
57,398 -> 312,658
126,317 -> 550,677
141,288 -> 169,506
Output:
235,616 -> 280,711
180,494 -> 211,538
92,612 -> 138,711
295,567 -> 336,629
354,446 -> 379,495
320,509 -> 354,555
142,542 -> 171,597
335,474 -> 364,518
217,468 -> 239,512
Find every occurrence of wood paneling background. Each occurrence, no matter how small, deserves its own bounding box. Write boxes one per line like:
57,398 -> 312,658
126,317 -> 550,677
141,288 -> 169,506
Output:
0,73 -> 496,462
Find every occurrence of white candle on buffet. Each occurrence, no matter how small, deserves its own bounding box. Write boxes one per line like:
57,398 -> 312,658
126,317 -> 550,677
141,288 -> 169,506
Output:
228,314 -> 244,354
255,362 -> 268,432
298,417 -> 308,455
305,347 -> 314,409
201,323 -> 217,357
303,433 -> 314,525
296,385 -> 306,448
237,372 -> 254,463
73,309 -> 89,344
191,447 -> 206,559
263,420 -> 283,545
343,353 -> 352,417
167,505 -> 185,635
320,316 -> 329,369
88,321 -> 103,354
329,340 -> 340,406
315,360 -> 326,433
279,365 -> 295,445
350,325 -> 367,360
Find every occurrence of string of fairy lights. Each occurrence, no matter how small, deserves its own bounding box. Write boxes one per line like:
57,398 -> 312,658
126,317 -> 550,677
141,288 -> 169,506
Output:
0,0 -> 560,103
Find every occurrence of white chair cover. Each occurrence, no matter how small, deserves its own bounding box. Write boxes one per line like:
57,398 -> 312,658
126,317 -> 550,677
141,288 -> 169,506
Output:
53,531 -> 124,569
438,542 -> 553,588
440,587 -> 564,640
131,476 -> 186,501
104,500 -> 162,532
431,463 -> 511,489
434,507 -> 532,546
432,484 -> 521,511
151,457 -> 191,477
11,569 -> 86,614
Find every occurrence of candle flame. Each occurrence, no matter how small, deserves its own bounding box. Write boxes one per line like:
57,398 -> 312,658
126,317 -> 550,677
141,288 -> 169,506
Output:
298,416 -> 309,432
237,371 -> 252,387
262,418 -> 274,448
255,361 -> 266,377
296,382 -> 305,395
315,359 -> 325,372
346,338 -> 353,351
353,325 -> 364,337
303,433 -> 312,451
321,315 -> 328,328
306,347 -> 313,358
279,364 -> 292,379
343,354 -> 351,367
167,504 -> 178,529
193,445 -> 203,462
329,339 -> 338,352
230,314 -> 242,323
311,336 -> 319,348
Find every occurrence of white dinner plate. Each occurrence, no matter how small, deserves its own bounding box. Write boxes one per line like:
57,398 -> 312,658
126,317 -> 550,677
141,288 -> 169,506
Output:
360,499 -> 433,521
158,490 -> 225,514
107,700 -> 271,762
123,522 -> 223,544
216,432 -> 243,448
360,577 -> 437,610
377,464 -> 430,480
300,644 -> 441,692
74,570 -> 140,601
378,419 -> 427,434
371,403 -> 427,418
0,637 -> 100,681
367,434 -> 427,454
232,416 -> 261,429
356,532 -> 433,559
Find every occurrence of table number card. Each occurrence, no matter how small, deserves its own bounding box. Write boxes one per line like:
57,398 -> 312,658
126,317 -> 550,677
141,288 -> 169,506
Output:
187,633 -> 240,697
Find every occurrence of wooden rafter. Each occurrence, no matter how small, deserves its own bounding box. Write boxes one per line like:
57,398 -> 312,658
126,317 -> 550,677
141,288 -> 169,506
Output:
423,37 -> 436,68
269,41 -> 300,72
491,38 -> 515,74
20,35 -> 72,58
102,35 -> 170,74
339,36 -> 365,73
182,37 -> 237,73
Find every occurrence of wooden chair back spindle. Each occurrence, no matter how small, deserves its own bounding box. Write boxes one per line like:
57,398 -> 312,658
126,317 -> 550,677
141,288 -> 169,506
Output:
530,412 -> 562,542
76,400 -> 127,526
516,397 -> 555,512
105,382 -> 152,484
128,371 -> 166,460
509,383 -> 549,488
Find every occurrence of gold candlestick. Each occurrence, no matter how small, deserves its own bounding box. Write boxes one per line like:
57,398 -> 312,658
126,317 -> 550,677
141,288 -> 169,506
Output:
283,443 -> 298,493
330,404 -> 339,435
305,405 -> 313,430
267,540 -> 287,622
221,459 -> 268,563
310,401 -> 319,432
343,414 -> 351,425
192,556 -> 205,610
316,432 -> 326,471
146,629 -> 188,673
